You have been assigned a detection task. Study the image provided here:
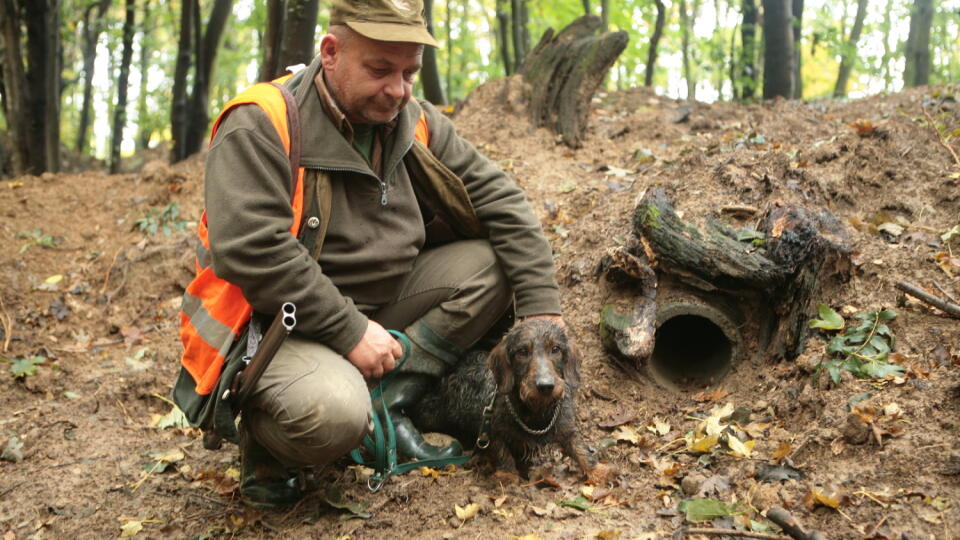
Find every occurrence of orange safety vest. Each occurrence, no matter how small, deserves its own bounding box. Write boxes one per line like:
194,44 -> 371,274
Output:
179,74 -> 431,395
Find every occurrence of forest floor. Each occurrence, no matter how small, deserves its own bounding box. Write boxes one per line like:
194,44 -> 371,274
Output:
1,80 -> 959,540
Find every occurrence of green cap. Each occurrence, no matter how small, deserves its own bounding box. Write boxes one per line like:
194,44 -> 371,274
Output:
330,0 -> 439,47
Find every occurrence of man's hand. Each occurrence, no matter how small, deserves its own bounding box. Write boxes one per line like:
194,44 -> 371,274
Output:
346,320 -> 402,379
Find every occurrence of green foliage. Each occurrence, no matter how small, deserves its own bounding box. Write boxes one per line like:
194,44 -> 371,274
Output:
17,228 -> 61,253
133,202 -> 187,237
810,306 -> 904,385
736,228 -> 765,246
9,356 -> 47,379
679,497 -> 741,522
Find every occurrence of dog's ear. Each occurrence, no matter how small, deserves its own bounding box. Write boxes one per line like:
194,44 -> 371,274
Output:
562,339 -> 581,390
487,342 -> 514,392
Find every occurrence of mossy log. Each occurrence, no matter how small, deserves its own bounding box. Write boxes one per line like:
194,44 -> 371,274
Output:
520,15 -> 628,148
600,187 -> 851,367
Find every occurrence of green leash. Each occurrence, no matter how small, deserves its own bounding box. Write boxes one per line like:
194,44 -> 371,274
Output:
350,330 -> 473,492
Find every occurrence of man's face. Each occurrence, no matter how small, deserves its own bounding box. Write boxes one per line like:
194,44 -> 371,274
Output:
321,30 -> 423,125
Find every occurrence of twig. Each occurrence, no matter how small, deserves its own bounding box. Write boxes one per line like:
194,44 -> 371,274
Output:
766,506 -> 825,540
922,106 -> 960,169
933,281 -> 959,304
100,246 -> 124,294
0,293 -> 12,352
720,205 -> 759,217
677,528 -> 789,539
895,280 -> 960,318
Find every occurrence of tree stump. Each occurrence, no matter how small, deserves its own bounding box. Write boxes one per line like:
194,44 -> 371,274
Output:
519,15 -> 628,148
599,187 -> 851,387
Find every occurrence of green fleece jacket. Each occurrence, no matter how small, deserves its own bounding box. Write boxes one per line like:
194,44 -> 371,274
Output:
203,55 -> 560,356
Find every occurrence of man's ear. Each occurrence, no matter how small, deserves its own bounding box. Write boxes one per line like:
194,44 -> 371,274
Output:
320,34 -> 339,71
487,343 -> 513,393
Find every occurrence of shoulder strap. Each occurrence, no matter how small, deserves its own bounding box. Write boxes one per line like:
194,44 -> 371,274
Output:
268,81 -> 301,192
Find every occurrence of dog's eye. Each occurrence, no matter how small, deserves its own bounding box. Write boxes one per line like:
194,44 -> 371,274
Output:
551,345 -> 562,354
515,348 -> 529,358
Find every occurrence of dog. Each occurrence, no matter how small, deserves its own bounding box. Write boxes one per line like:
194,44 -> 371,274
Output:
411,319 -> 596,479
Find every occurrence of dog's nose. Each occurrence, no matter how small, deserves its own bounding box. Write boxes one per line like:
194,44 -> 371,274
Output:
536,379 -> 555,395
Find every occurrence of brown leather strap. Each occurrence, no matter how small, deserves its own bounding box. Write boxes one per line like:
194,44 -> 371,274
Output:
268,81 -> 301,194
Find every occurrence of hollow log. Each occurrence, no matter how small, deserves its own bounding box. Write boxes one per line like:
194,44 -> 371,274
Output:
600,187 -> 850,376
520,15 -> 628,148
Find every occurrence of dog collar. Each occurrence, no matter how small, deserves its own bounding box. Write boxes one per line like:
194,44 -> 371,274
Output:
505,398 -> 561,436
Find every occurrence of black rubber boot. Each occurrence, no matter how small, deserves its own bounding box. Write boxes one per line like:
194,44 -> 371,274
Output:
239,423 -> 303,510
375,374 -> 463,461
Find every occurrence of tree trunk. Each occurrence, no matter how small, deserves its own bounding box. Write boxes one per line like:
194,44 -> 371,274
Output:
277,0 -> 318,72
170,0 -> 194,163
903,0 -> 933,88
76,0 -> 111,154
420,0 -> 445,104
135,0 -> 152,151
833,0 -> 867,97
740,0 -> 758,99
600,0 -> 609,30
23,0 -> 60,174
762,0 -> 793,99
43,0 -> 60,173
791,0 -> 803,99
495,0 -> 513,75
679,0 -> 695,100
581,0 -> 590,15
520,15 -> 628,148
879,0 -> 894,92
445,0 -> 452,96
0,0 -> 30,175
109,0 -> 135,174
259,0 -> 283,81
183,0 -> 233,161
511,0 -> 529,70
599,187 -> 851,370
644,0 -> 665,87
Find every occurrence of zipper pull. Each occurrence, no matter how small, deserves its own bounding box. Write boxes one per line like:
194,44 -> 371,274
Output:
379,180 -> 388,206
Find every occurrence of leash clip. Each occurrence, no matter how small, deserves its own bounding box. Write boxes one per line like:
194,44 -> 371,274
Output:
476,403 -> 494,449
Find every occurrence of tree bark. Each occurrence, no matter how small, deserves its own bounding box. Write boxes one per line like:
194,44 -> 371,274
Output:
879,0 -> 894,92
791,0 -> 803,99
182,0 -> 233,161
833,0 -> 867,97
679,0 -> 695,100
903,0 -> 933,87
600,0 -> 609,30
259,0 -> 284,81
1,0 -> 30,176
644,0 -> 665,87
740,0 -> 758,99
76,0 -> 111,154
170,0 -> 194,163
762,0 -> 794,99
420,0 -> 445,104
521,15 -> 628,148
495,0 -> 513,75
511,0 -> 529,70
135,0 -> 152,151
277,0 -> 319,72
23,0 -> 61,173
109,0 -> 135,174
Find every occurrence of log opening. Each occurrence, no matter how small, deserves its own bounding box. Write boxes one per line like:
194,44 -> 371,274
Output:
649,302 -> 741,389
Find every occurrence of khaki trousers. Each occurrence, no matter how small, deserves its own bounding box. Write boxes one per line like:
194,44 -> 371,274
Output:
244,239 -> 512,467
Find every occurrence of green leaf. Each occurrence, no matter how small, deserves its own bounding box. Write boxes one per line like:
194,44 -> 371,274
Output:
809,304 -> 844,330
10,356 -> 45,378
324,486 -> 372,520
861,361 -> 905,379
680,498 -> 737,522
941,224 -> 960,244
876,309 -> 897,321
736,229 -> 765,243
559,495 -> 591,511
847,391 -> 874,410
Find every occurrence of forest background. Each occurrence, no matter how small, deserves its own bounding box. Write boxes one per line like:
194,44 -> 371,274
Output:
0,0 -> 958,178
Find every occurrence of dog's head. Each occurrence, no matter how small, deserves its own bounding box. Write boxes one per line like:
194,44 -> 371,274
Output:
487,319 -> 580,410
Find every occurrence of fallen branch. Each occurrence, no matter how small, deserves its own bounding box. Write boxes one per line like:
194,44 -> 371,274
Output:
676,528 -> 790,539
933,281 -> 959,305
895,280 -> 960,318
922,105 -> 960,169
766,506 -> 825,540
0,293 -> 12,352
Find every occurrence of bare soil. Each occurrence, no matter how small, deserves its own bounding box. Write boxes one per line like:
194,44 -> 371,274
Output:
1,82 -> 958,540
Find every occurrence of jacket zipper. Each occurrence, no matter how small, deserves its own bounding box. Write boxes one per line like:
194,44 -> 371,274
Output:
315,165 -> 390,206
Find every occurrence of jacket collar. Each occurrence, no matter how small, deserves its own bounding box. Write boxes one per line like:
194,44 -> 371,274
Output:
284,54 -> 418,176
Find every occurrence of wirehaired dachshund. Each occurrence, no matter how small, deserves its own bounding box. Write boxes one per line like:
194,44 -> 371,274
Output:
411,319 -> 597,480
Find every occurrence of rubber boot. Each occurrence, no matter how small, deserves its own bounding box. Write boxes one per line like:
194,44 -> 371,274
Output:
239,423 -> 303,510
375,374 -> 463,461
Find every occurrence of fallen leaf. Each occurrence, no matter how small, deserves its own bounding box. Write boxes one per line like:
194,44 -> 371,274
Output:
513,535 -> 545,540
772,441 -> 792,460
648,417 -> 671,436
690,433 -> 720,453
455,503 -> 480,522
726,434 -> 755,458
693,387 -> 729,403
612,425 -> 640,444
558,495 -> 590,511
680,498 -> 738,522
119,519 -> 143,537
594,530 -> 622,540
849,119 -> 876,136
598,409 -> 639,428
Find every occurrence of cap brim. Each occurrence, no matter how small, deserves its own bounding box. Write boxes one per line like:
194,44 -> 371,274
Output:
346,21 -> 439,47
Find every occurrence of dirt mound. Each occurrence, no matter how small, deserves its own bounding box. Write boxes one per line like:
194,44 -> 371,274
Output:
1,84 -> 958,538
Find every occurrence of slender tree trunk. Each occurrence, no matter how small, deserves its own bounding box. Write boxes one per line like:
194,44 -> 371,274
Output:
259,0 -> 283,81
109,0 -> 135,174
730,21 -> 740,99
879,0 -> 894,91
791,0 -> 803,99
445,0 -> 452,96
740,0 -> 758,99
170,0 -> 194,163
644,0 -> 666,87
135,0 -> 152,151
511,0 -> 529,69
0,0 -> 30,175
278,0 -> 318,71
420,0 -> 445,104
680,0 -> 694,100
581,0 -> 590,14
184,0 -> 233,159
76,0 -> 111,154
762,0 -> 794,99
600,0 -> 609,30
903,0 -> 933,87
833,0 -> 867,97
43,0 -> 60,172
23,0 -> 58,173
495,0 -> 512,75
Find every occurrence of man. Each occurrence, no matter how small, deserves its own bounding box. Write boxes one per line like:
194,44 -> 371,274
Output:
173,0 -> 565,509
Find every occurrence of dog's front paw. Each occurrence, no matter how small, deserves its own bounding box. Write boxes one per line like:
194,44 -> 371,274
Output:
492,469 -> 522,485
585,462 -> 616,486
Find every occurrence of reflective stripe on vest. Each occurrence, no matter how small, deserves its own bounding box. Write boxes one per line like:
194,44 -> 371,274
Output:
179,78 -> 431,395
